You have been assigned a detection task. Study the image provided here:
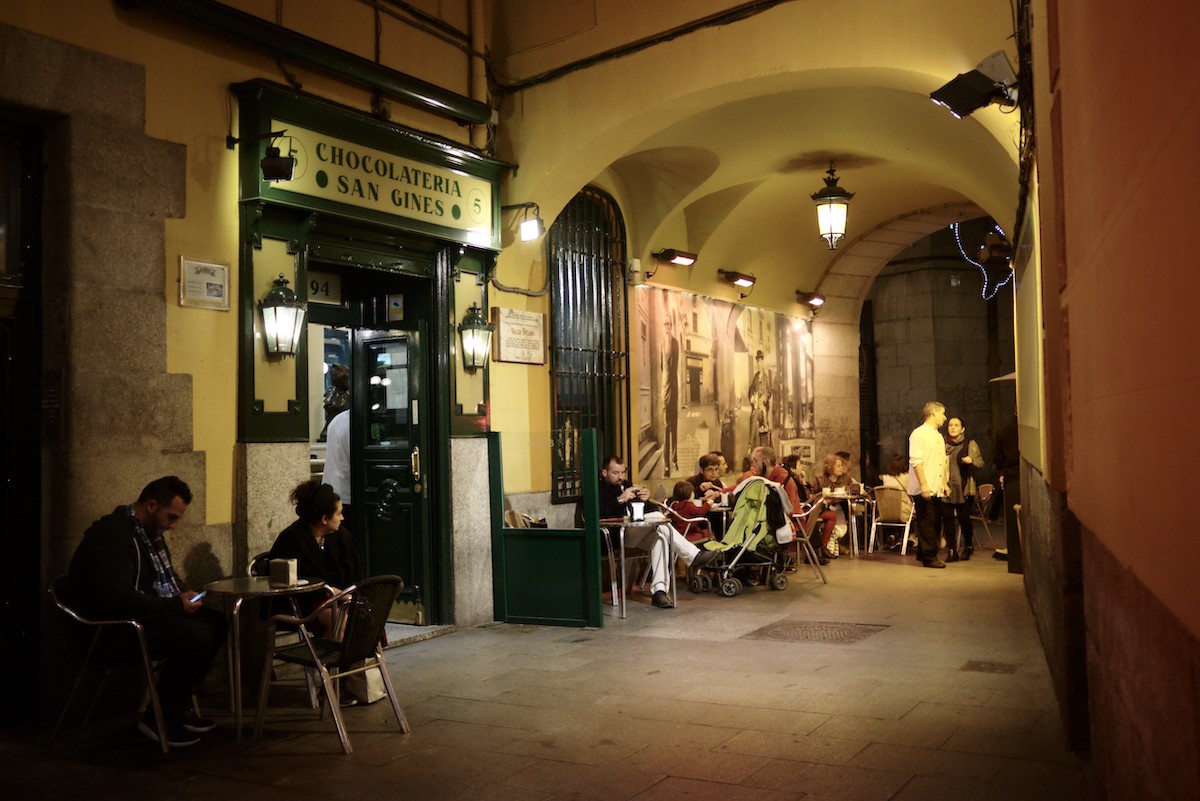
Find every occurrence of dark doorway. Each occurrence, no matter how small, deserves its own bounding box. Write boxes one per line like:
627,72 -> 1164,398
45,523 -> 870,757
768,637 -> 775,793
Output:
0,117 -> 43,725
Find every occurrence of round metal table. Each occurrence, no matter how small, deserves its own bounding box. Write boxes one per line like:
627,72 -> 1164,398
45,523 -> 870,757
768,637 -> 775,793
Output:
204,576 -> 327,738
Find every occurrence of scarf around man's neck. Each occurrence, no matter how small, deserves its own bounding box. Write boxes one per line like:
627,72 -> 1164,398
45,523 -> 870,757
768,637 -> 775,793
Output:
127,505 -> 181,598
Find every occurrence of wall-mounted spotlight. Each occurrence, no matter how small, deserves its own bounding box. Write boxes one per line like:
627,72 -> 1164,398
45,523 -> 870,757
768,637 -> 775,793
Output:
227,129 -> 296,182
719,269 -> 757,299
796,291 -> 826,316
811,162 -> 854,250
259,274 -> 306,356
652,249 -> 698,267
930,51 -> 1018,119
501,202 -> 545,241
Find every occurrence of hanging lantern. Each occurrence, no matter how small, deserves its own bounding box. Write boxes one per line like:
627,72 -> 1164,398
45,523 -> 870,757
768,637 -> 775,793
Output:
811,162 -> 855,250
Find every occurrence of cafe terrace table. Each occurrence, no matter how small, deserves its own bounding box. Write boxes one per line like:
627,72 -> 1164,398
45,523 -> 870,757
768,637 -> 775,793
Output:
204,576 -> 327,738
599,517 -> 676,618
822,490 -> 870,558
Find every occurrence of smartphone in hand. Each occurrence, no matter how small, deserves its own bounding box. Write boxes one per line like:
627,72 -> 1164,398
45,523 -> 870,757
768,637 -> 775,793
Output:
187,591 -> 207,603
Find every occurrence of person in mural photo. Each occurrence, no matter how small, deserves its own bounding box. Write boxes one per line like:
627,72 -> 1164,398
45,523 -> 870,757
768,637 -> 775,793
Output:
748,349 -> 771,448
661,311 -> 682,474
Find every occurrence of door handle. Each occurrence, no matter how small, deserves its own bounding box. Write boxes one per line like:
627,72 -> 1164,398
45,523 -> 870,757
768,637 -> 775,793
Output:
411,446 -> 421,483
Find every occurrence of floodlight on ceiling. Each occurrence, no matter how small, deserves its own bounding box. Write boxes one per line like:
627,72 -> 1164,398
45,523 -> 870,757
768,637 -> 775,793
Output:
930,50 -> 1018,119
652,249 -> 698,267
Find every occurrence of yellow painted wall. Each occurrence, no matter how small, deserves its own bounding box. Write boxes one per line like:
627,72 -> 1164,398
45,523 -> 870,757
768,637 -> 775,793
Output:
1,0 -> 477,524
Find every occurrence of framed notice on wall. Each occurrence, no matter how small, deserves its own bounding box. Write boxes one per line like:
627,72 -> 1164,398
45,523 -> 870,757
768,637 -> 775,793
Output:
493,307 -> 545,365
179,257 -> 230,310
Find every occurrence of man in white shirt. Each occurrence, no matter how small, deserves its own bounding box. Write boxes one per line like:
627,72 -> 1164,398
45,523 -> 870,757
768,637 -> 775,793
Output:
907,401 -> 954,568
324,409 -> 352,526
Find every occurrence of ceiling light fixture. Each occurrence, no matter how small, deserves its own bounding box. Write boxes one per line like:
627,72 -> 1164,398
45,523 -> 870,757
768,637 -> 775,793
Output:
930,51 -> 1018,119
651,249 -> 698,267
811,162 -> 854,250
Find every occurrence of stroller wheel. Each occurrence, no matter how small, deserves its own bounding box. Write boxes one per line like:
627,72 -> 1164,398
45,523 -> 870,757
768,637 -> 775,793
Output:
720,577 -> 742,597
700,574 -> 713,593
770,572 -> 788,591
689,576 -> 704,594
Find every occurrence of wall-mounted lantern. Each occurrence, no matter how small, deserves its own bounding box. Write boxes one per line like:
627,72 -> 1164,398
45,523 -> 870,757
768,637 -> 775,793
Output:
458,302 -> 494,371
259,273 -> 306,356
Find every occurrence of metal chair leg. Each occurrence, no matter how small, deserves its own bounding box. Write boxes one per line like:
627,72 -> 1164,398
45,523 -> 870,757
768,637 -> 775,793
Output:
374,647 -> 410,733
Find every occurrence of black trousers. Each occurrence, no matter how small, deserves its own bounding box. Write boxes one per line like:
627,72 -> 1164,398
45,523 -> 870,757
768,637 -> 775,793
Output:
139,607 -> 227,722
912,495 -> 956,561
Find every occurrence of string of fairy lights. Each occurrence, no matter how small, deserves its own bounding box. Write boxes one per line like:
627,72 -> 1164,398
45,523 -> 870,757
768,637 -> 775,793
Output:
951,221 -> 1014,300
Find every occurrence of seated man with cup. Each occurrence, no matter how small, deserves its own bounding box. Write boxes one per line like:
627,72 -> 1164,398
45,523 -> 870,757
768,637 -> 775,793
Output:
598,455 -> 718,608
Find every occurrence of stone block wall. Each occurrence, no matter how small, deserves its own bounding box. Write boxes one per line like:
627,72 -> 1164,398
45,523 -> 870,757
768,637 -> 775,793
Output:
868,234 -> 1014,470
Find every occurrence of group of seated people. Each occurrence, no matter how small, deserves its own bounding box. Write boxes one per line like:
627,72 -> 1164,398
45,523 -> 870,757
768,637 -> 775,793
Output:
662,448 -> 864,567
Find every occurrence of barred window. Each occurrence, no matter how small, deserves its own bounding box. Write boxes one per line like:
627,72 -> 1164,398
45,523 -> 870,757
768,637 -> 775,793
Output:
548,187 -> 630,502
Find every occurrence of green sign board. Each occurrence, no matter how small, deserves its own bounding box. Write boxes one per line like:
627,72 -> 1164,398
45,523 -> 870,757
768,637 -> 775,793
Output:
275,121 -> 494,246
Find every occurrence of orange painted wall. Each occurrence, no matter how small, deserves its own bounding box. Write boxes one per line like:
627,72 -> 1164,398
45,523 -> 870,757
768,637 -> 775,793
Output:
1055,1 -> 1200,637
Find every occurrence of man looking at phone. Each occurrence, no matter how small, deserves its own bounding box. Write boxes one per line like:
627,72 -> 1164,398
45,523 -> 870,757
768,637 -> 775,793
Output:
598,456 -> 717,608
64,476 -> 227,747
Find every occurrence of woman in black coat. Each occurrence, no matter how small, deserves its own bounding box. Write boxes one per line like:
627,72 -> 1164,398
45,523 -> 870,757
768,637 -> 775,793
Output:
269,480 -> 364,636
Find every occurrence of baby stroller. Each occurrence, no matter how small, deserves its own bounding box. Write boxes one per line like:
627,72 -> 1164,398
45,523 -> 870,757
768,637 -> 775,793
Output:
689,475 -> 793,597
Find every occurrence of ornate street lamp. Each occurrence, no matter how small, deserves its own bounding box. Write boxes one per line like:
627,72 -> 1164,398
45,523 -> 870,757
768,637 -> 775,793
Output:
259,273 -> 306,356
811,162 -> 855,250
458,302 -> 493,371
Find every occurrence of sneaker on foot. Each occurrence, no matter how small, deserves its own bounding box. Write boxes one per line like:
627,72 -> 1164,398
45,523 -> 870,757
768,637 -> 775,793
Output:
181,711 -> 217,733
138,719 -> 201,748
922,558 -> 947,569
651,590 -> 674,608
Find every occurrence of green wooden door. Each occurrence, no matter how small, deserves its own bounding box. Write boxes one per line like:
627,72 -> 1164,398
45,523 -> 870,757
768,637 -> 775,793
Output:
353,324 -> 431,621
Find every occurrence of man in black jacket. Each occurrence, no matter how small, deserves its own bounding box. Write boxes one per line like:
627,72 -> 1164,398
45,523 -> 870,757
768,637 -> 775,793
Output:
64,476 -> 227,748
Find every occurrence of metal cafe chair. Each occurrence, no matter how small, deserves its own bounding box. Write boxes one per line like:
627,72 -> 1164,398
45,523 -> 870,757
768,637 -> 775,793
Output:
868,486 -> 915,555
967,483 -> 999,550
790,496 -> 831,584
253,574 -> 409,754
47,576 -> 189,754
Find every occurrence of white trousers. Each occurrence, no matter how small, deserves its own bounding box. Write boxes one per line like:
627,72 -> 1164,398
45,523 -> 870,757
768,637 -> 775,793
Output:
623,523 -> 700,594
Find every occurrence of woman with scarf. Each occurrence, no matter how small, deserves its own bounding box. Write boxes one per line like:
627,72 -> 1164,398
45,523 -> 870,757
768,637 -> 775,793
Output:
944,417 -> 983,561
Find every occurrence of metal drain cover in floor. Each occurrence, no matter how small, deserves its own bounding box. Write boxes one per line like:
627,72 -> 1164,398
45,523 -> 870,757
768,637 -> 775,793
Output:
742,620 -> 888,644
960,659 -> 1020,674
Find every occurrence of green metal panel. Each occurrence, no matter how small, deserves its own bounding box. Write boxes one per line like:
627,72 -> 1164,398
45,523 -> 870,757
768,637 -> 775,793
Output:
489,431 -> 602,627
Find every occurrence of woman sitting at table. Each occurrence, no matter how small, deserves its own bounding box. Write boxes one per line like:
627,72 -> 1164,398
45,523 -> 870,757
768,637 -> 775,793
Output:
813,453 -> 857,556
269,479 -> 364,638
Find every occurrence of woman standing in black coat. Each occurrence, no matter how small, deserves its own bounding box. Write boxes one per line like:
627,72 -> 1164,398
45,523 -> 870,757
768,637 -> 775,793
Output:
269,479 -> 364,636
